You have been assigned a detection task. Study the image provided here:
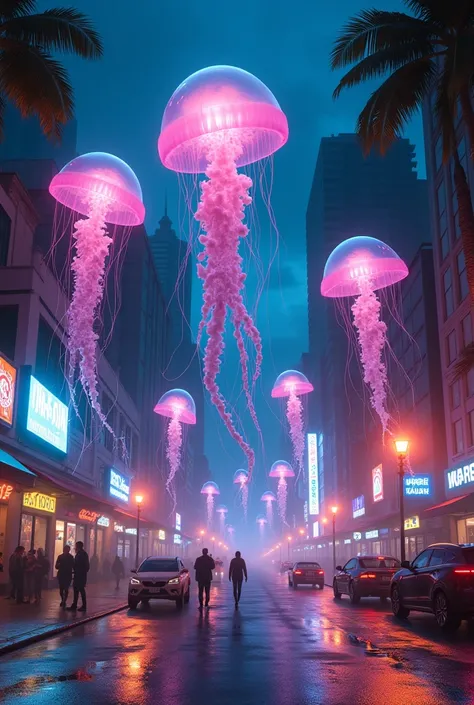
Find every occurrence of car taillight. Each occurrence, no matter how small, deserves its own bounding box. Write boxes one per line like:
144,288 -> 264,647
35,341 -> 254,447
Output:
454,568 -> 474,574
318,570 -> 324,575
360,573 -> 377,579
294,570 -> 302,575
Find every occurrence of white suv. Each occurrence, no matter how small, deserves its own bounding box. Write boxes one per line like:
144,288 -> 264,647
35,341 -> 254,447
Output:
128,556 -> 191,610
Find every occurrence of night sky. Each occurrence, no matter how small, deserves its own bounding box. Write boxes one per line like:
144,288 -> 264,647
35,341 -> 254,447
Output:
47,0 -> 426,517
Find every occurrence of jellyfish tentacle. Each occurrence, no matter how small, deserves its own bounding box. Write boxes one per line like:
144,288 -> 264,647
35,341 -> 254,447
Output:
165,416 -> 182,512
351,277 -> 390,434
232,315 -> 261,434
206,494 -> 214,529
277,477 -> 288,526
266,501 -> 273,528
286,390 -> 305,480
241,483 -> 249,521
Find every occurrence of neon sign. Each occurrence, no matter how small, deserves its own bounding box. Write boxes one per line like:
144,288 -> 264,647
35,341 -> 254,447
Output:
23,492 -> 56,513
352,495 -> 365,519
109,469 -> 130,503
445,459 -> 474,496
404,515 -> 420,530
176,513 -> 181,531
0,482 -> 13,501
26,376 -> 68,452
365,530 -> 379,539
78,509 -> 100,523
97,516 -> 110,527
158,529 -> 166,540
308,433 -> 319,515
404,475 -> 432,497
372,465 -> 383,503
0,355 -> 16,427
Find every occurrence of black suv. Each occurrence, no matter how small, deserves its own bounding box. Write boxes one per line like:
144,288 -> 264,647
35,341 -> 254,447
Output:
391,543 -> 474,631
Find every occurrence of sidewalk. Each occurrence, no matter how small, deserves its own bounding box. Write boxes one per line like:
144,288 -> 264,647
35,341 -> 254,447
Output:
0,580 -> 128,656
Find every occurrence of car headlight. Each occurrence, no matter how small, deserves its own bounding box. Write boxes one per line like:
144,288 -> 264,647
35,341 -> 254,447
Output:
168,577 -> 180,584
130,578 -> 141,585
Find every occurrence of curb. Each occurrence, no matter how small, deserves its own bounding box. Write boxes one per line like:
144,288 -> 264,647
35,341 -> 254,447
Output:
0,603 -> 128,657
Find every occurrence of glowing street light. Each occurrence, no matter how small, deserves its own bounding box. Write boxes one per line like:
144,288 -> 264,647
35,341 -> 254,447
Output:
135,494 -> 143,569
394,438 -> 410,563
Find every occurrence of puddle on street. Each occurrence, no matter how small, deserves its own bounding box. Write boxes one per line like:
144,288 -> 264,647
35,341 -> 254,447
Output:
0,669 -> 93,699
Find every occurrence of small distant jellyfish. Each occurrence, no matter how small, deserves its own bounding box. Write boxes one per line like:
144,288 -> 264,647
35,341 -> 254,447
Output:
216,504 -> 228,536
233,469 -> 249,520
260,491 -> 276,529
158,66 -> 288,479
321,236 -> 409,435
49,152 -> 145,435
154,388 -> 196,512
269,460 -> 294,527
226,524 -> 235,543
271,370 -> 313,479
201,481 -> 220,528
256,514 -> 267,540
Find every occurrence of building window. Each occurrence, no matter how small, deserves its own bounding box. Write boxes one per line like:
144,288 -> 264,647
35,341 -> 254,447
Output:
457,250 -> 469,302
440,212 -> 449,260
453,418 -> 464,455
437,180 -> 446,218
443,268 -> 454,318
469,411 -> 474,447
468,368 -> 474,397
447,330 -> 457,365
451,379 -> 461,409
462,314 -> 473,347
0,204 -> 11,266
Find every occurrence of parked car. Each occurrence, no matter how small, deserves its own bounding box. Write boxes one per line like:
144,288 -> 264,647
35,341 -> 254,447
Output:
333,555 -> 400,603
391,543 -> 474,631
288,562 -> 324,589
128,556 -> 190,610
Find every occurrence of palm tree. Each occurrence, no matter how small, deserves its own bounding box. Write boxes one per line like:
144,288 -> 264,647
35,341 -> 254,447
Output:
0,0 -> 102,139
331,0 -> 474,301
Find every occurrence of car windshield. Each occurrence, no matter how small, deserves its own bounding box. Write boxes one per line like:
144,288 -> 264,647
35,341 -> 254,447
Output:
296,563 -> 321,569
359,558 -> 400,569
462,548 -> 474,564
138,559 -> 179,572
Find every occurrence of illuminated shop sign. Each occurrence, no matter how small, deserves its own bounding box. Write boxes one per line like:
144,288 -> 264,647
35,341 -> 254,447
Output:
304,501 -> 308,523
307,433 -> 319,515
125,527 -> 137,535
97,516 -> 110,527
352,495 -> 365,519
353,532 -> 362,541
26,376 -> 68,453
78,509 -> 100,523
0,355 -> 17,427
365,530 -> 379,539
313,521 -> 319,538
109,468 -> 130,503
445,459 -> 474,496
23,491 -> 56,513
344,539 -> 351,545
114,522 -> 125,533
404,475 -> 432,497
372,465 -> 384,503
158,530 -> 166,541
174,534 -> 182,545
176,513 -> 181,531
404,516 -> 420,531
0,482 -> 13,501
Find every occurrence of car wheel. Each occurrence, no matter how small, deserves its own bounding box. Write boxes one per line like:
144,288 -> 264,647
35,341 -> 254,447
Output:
434,591 -> 461,632
319,583 -> 325,590
349,581 -> 360,604
333,581 -> 342,600
141,599 -> 150,607
176,593 -> 184,609
391,585 -> 410,619
128,598 -> 139,610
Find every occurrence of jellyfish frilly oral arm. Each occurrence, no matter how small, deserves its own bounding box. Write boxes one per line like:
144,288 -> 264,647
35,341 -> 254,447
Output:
166,416 -> 182,512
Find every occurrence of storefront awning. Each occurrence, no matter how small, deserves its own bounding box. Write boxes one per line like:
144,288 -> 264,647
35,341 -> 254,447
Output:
0,446 -> 36,486
425,494 -> 474,515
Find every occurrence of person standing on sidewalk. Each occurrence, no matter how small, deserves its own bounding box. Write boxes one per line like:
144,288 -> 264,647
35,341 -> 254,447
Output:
24,549 -> 37,604
194,548 -> 215,609
67,541 -> 90,612
33,548 -> 50,604
56,545 -> 74,607
112,555 -> 124,590
7,546 -> 25,602
228,551 -> 248,608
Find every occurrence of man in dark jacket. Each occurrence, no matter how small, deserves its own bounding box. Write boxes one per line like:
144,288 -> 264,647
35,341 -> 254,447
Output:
229,551 -> 248,608
194,548 -> 215,608
56,545 -> 74,607
67,541 -> 90,611
8,546 -> 25,603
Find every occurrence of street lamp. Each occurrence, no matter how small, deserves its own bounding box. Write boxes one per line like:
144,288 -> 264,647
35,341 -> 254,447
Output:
135,494 -> 143,570
331,506 -> 338,574
287,535 -> 292,561
395,438 -> 409,563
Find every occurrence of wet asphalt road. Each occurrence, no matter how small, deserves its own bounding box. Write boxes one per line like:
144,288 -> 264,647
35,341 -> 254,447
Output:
1,571 -> 474,705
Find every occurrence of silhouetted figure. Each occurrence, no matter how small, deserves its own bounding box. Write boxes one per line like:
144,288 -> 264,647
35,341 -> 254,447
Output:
8,546 -> 25,602
112,555 -> 125,590
194,548 -> 215,608
34,548 -> 50,603
67,541 -> 90,611
25,549 -> 37,603
56,545 -> 74,607
229,551 -> 248,608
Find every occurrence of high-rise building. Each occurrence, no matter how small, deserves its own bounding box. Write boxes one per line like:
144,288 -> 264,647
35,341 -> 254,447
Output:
305,134 -> 430,526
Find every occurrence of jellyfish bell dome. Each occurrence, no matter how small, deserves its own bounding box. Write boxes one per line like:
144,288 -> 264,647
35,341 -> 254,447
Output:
321,236 -> 409,299
49,152 -> 145,226
261,491 -> 276,502
256,514 -> 267,524
271,370 -> 313,399
153,388 -> 196,425
233,469 -> 248,484
216,504 -> 228,514
201,481 -> 220,496
269,460 -> 295,478
158,65 -> 289,174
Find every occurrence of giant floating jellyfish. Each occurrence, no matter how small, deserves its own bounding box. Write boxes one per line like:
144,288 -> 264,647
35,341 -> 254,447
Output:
216,504 -> 228,537
256,514 -> 267,540
158,66 -> 288,478
154,389 -> 196,511
233,469 -> 249,519
269,461 -> 294,527
321,236 -> 409,435
49,152 -> 145,435
272,370 -> 313,478
260,491 -> 276,529
201,481 -> 220,528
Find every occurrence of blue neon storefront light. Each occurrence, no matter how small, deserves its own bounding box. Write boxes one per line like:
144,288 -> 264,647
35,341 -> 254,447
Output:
404,474 -> 432,497
26,375 -> 68,452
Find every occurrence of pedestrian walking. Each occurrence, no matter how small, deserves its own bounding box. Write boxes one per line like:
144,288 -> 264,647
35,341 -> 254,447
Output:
7,546 -> 25,602
229,551 -> 248,608
33,548 -> 50,603
111,555 -> 124,590
194,548 -> 215,609
24,549 -> 37,603
67,541 -> 90,612
55,545 -> 74,607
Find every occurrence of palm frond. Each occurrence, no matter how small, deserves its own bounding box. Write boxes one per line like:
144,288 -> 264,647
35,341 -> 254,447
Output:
0,45 -> 73,137
451,343 -> 474,381
2,8 -> 103,58
333,43 -> 441,99
356,58 -> 436,154
0,0 -> 35,20
403,0 -> 463,26
331,9 -> 442,70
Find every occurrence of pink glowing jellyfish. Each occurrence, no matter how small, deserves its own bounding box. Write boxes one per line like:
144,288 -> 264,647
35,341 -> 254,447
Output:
321,236 -> 408,435
269,460 -> 294,527
272,370 -> 313,479
216,504 -> 228,536
260,491 -> 276,529
226,524 -> 235,543
233,469 -> 249,520
201,481 -> 220,528
49,152 -> 145,433
158,66 -> 288,479
154,388 -> 196,511
256,514 -> 267,540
